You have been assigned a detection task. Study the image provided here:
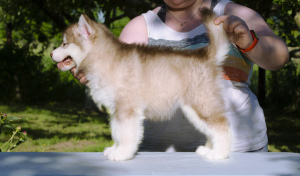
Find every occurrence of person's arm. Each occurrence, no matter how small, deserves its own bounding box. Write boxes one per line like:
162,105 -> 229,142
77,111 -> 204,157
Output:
119,15 -> 149,44
214,2 -> 289,70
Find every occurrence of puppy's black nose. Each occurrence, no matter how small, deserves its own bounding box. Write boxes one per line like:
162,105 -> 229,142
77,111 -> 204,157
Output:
50,52 -> 53,57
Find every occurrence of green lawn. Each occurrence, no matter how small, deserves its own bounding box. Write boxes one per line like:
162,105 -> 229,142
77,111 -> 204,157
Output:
1,104 -> 299,153
0,104 -> 113,152
266,110 -> 300,153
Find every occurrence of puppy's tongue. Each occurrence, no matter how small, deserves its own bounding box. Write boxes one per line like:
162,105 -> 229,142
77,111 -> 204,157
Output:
57,57 -> 73,69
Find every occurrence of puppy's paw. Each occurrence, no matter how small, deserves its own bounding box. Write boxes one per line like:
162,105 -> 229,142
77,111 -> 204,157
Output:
205,149 -> 229,160
196,146 -> 211,156
196,146 -> 229,160
104,146 -> 116,157
104,147 -> 135,161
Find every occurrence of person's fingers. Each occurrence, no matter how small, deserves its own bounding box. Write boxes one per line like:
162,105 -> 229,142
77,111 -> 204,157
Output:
71,69 -> 88,84
79,76 -> 88,84
74,71 -> 83,79
214,15 -> 252,49
70,67 -> 76,75
226,16 -> 243,33
213,15 -> 228,25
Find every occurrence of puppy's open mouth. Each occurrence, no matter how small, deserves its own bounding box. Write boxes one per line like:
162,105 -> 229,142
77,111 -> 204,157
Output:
57,56 -> 73,69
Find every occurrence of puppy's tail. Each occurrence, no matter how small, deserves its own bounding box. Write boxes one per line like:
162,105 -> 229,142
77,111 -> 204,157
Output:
200,8 -> 230,66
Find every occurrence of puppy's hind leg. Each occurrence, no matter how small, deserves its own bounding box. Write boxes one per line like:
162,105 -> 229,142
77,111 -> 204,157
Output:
104,107 -> 144,161
197,114 -> 231,160
196,137 -> 212,156
181,105 -> 231,160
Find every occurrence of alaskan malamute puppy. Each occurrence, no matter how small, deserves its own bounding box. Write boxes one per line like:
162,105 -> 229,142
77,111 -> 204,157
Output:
51,8 -> 231,161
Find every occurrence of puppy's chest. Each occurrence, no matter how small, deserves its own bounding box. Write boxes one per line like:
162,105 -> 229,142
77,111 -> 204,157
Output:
87,75 -> 116,113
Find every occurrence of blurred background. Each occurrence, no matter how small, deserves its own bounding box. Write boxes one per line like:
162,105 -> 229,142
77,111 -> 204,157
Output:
0,0 -> 299,153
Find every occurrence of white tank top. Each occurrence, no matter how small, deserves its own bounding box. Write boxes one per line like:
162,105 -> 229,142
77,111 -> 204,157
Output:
140,0 -> 268,152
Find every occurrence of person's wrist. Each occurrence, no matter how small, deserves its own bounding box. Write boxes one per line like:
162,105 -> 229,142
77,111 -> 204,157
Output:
237,30 -> 259,53
243,31 -> 254,49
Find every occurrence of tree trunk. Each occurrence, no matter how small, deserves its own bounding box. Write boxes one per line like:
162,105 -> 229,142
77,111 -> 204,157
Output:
6,23 -> 12,44
295,12 -> 300,29
289,47 -> 300,58
258,67 -> 266,107
6,22 -> 21,102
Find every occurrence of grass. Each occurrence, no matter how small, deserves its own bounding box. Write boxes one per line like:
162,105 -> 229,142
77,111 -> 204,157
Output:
266,110 -> 300,153
0,103 -> 299,153
0,103 -> 113,152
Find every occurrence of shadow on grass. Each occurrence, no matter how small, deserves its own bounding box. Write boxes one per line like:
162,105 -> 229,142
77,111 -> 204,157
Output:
0,102 -> 112,146
26,127 -> 112,141
265,110 -> 300,153
1,102 -> 109,124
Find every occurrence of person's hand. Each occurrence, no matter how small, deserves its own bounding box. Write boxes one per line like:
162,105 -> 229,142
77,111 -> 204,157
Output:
214,15 -> 253,50
70,67 -> 88,84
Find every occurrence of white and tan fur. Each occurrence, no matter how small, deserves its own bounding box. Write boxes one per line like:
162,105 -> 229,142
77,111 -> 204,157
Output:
51,8 -> 231,161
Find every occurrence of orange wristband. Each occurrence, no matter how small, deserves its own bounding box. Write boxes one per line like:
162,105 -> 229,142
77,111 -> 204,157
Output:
237,30 -> 259,53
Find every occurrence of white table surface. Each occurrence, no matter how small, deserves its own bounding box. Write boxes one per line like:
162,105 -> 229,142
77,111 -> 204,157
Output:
0,152 -> 300,176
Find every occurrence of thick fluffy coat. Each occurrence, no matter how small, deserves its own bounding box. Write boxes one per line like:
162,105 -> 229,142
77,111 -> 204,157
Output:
51,8 -> 231,161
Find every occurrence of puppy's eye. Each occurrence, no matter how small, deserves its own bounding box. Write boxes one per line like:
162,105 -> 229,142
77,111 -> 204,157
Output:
62,43 -> 68,47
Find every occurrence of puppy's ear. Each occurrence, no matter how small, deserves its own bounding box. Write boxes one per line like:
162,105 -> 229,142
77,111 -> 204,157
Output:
78,14 -> 94,39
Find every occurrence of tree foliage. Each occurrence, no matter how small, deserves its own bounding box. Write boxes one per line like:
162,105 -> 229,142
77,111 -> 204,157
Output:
234,0 -> 300,46
0,0 -> 299,109
233,0 -> 300,110
0,43 -> 84,103
0,0 -> 163,104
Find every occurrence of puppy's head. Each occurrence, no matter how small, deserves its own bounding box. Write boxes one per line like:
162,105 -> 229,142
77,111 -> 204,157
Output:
50,14 -> 96,72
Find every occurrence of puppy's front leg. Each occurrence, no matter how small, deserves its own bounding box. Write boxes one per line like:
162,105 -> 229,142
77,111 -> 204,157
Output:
104,111 -> 144,161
